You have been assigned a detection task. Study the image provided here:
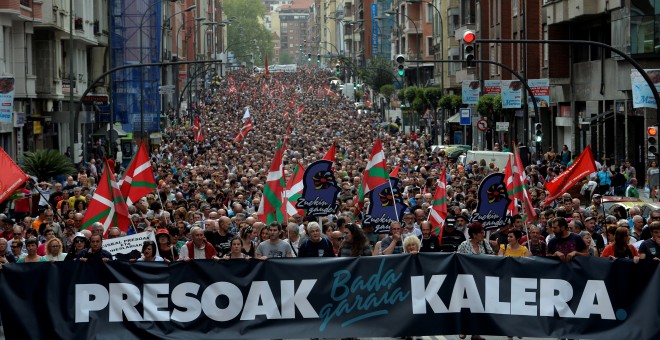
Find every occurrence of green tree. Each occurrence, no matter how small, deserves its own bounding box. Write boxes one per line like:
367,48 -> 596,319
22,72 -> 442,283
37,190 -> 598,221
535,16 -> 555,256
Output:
360,57 -> 394,92
451,95 -> 464,112
224,0 -> 274,66
279,51 -> 293,65
477,95 -> 494,116
380,84 -> 394,98
405,86 -> 421,105
21,150 -> 76,182
439,94 -> 463,113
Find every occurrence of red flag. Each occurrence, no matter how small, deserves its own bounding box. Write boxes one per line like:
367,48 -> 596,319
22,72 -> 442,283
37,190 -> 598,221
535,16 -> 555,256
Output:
504,157 -> 518,216
193,117 -> 204,142
296,105 -> 304,118
0,147 -> 30,205
429,172 -> 448,239
82,159 -> 131,237
282,162 -> 305,219
514,146 -> 537,221
390,164 -> 400,178
233,119 -> 253,143
323,142 -> 336,162
543,145 -> 597,206
120,142 -> 157,206
361,139 -> 390,195
257,143 -> 286,224
264,52 -> 269,76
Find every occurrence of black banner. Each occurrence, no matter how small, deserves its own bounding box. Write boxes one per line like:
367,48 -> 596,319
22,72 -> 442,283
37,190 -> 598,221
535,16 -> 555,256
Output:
0,254 -> 658,339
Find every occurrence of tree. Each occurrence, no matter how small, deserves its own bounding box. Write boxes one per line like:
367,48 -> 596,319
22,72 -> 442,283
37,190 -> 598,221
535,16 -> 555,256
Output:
21,149 -> 76,182
451,95 -> 464,112
380,84 -> 394,98
477,95 -> 495,116
279,51 -> 293,65
224,0 -> 274,66
360,57 -> 394,92
405,86 -> 421,105
423,87 -> 443,108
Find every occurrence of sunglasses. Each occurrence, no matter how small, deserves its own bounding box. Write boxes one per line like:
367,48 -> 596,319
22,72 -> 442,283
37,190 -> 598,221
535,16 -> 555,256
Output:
11,245 -> 21,248
74,239 -> 85,243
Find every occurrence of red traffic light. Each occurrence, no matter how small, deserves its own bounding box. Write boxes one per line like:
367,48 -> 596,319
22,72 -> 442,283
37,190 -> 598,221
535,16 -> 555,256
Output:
649,126 -> 658,136
463,30 -> 476,44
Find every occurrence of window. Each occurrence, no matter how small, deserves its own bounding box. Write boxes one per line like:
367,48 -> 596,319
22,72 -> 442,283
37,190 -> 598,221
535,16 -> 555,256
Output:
543,24 -> 548,68
426,4 -> 433,23
490,45 -> 496,76
427,36 -> 434,56
512,0 -> 518,16
461,0 -> 476,25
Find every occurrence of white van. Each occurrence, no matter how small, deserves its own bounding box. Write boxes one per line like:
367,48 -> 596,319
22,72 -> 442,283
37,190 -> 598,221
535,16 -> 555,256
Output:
464,151 -> 514,170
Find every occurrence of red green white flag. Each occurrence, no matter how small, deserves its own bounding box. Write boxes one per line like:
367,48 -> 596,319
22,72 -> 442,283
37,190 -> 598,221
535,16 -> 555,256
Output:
514,146 -> 537,222
82,159 -> 131,237
283,162 -> 306,219
504,157 -> 519,216
360,138 -> 389,195
257,143 -> 286,224
429,171 -> 448,238
120,142 -> 157,206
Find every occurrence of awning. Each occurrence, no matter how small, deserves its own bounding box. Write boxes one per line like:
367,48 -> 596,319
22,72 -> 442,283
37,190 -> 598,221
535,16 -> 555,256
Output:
447,113 -> 461,123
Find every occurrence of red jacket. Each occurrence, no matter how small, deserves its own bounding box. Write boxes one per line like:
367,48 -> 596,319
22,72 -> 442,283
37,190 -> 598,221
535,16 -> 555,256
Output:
186,241 -> 217,259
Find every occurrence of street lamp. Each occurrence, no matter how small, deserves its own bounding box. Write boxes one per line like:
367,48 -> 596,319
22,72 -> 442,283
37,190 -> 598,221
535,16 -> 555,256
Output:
385,9 -> 420,87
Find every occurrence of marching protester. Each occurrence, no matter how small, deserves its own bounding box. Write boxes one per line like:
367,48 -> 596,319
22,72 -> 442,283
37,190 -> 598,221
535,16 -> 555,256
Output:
76,234 -> 113,263
255,222 -> 293,259
297,222 -> 335,257
178,226 -> 217,261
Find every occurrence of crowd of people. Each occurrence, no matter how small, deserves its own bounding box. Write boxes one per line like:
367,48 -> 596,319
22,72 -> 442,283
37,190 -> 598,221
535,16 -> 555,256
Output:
0,67 -> 658,274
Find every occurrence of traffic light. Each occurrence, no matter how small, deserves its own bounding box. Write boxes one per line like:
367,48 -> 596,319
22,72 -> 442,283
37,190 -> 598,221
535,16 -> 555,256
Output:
463,30 -> 476,67
534,123 -> 543,142
335,64 -> 340,75
317,54 -> 321,63
648,126 -> 658,153
307,53 -> 312,62
395,54 -> 405,76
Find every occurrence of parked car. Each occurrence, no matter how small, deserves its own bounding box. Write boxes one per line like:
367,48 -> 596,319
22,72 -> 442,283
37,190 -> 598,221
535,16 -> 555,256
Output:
602,196 -> 660,219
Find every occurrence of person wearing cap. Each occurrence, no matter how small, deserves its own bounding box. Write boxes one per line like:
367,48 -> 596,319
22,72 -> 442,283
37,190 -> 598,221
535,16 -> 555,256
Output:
588,194 -> 604,216
65,232 -> 89,261
156,228 -> 177,262
454,214 -> 470,239
440,217 -> 467,253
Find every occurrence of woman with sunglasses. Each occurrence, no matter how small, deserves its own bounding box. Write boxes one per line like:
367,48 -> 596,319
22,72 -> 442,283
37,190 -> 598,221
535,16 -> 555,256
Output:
64,233 -> 89,261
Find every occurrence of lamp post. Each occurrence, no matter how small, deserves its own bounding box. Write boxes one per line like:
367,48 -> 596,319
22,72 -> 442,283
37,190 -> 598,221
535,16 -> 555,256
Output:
385,9 -> 420,87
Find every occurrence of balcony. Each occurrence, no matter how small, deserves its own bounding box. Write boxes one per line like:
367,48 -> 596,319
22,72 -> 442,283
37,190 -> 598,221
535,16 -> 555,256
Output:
404,20 -> 423,35
544,0 -> 623,25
